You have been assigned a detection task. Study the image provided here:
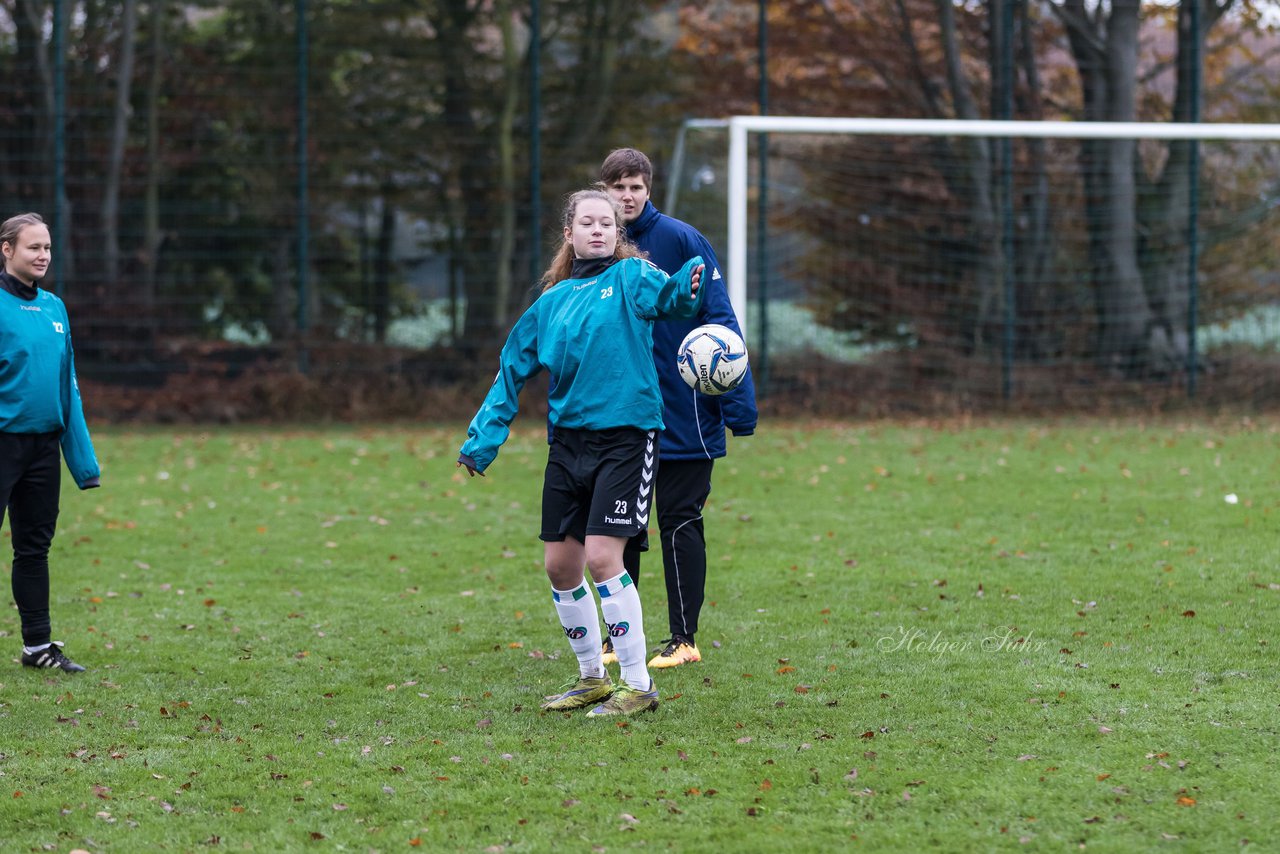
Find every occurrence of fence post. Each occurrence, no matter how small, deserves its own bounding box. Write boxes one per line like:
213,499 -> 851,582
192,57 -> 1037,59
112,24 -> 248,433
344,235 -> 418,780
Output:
754,0 -> 769,396
996,0 -> 1016,402
296,0 -> 310,372
53,0 -> 66,296
529,0 -> 542,288
1186,0 -> 1202,399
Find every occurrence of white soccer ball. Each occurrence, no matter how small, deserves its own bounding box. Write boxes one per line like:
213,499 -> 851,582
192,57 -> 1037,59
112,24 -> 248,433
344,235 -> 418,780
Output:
677,324 -> 749,395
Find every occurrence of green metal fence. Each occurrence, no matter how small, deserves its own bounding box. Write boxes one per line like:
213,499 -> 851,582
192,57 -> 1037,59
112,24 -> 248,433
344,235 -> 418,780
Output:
4,2 -> 1279,420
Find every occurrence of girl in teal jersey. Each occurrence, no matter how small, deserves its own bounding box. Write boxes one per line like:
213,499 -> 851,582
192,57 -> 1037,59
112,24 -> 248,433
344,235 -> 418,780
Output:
458,189 -> 703,716
1,212 -> 101,673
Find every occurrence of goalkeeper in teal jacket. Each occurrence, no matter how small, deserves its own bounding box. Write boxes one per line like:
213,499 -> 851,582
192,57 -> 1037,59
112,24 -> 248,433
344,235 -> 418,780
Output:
458,188 -> 703,717
1,212 -> 100,674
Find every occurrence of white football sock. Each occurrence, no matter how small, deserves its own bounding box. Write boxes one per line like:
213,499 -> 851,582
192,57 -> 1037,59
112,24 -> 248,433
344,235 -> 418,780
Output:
23,643 -> 52,654
551,582 -> 604,679
594,572 -> 651,690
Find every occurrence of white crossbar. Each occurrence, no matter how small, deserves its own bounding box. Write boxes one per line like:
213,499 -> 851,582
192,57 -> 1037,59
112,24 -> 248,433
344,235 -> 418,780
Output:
723,116 -> 1280,338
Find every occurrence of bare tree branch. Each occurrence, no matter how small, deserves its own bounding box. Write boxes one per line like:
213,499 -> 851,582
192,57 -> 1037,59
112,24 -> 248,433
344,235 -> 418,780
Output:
1047,0 -> 1106,57
894,0 -> 946,116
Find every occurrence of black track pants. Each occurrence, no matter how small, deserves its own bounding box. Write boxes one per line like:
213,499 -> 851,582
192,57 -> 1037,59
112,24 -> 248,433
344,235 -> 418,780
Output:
622,458 -> 714,641
1,431 -> 62,647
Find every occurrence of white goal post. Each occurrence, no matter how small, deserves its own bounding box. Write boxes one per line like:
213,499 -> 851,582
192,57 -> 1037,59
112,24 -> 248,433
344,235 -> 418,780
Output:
716,116 -> 1280,339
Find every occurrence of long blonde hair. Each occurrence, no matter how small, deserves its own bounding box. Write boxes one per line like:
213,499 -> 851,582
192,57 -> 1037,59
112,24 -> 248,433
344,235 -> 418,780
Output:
539,188 -> 644,292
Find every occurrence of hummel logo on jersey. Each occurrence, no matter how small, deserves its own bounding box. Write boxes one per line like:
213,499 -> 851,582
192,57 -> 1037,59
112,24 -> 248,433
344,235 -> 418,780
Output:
20,305 -> 41,311
52,321 -> 64,333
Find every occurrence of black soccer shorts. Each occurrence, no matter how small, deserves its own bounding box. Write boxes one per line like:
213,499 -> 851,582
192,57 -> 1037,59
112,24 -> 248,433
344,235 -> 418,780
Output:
540,427 -> 656,543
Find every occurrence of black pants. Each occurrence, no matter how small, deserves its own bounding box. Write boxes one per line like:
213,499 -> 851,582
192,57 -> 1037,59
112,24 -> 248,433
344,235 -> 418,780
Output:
1,432 -> 62,647
623,458 -> 713,642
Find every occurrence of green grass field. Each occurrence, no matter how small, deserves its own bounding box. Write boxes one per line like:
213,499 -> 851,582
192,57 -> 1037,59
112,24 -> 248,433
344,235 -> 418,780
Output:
2,419 -> 1278,852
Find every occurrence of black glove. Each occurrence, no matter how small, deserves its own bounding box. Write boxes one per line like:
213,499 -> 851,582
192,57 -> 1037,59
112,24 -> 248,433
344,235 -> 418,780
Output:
457,453 -> 484,477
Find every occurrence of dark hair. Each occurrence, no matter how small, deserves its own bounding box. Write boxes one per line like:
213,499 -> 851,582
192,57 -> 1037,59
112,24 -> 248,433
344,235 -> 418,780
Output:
539,188 -> 644,291
599,148 -> 653,190
0,212 -> 47,250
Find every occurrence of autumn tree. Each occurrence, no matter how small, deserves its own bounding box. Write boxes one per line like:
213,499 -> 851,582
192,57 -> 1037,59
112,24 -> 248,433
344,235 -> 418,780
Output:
1,1 -> 71,269
676,0 -> 1034,355
101,0 -> 139,286
676,0 -> 1278,379
308,0 -> 686,348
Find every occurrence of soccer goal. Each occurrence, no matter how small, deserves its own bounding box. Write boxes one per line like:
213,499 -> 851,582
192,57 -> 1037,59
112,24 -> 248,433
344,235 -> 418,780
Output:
667,116 -> 1280,409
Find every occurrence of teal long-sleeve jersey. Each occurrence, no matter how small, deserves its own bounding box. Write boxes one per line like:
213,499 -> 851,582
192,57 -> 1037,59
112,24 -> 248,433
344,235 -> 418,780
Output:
460,255 -> 705,474
0,280 -> 101,489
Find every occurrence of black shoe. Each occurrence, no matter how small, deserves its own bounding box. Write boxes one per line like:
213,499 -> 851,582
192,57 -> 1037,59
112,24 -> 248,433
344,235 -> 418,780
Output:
21,642 -> 87,673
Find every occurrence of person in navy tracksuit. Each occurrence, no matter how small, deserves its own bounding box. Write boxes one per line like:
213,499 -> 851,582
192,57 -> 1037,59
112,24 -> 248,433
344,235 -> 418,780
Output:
600,149 -> 758,670
1,212 -> 101,673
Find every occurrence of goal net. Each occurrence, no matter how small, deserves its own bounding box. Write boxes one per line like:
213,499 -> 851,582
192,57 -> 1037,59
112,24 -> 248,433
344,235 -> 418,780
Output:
666,117 -> 1280,414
